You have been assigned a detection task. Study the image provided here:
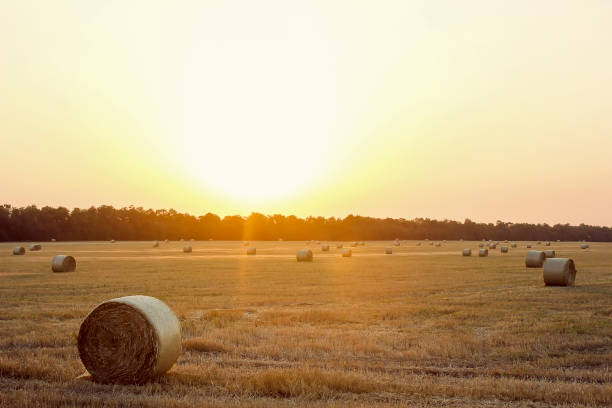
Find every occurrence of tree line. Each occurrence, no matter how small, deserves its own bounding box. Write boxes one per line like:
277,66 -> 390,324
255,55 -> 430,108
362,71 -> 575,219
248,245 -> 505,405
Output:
0,204 -> 609,242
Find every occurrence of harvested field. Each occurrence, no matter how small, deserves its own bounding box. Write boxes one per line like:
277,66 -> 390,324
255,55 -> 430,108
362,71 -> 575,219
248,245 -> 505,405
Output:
1,240 -> 611,407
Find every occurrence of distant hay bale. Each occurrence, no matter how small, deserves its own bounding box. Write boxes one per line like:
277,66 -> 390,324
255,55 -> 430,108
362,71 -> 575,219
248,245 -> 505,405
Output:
246,247 -> 256,255
12,246 -> 25,255
110,240 -> 116,243
511,243 -> 517,248
360,241 -> 365,246
478,248 -> 488,257
544,250 -> 555,258
51,255 -> 76,272
29,244 -> 42,251
351,242 -> 358,247
315,241 -> 321,245
183,246 -> 192,253
164,239 -> 169,243
321,244 -> 330,252
434,242 -> 441,247
152,241 -> 159,248
296,249 -> 313,262
543,258 -> 576,286
537,241 -> 542,245
416,242 -> 421,246
545,242 -> 551,246
243,241 -> 250,246
393,240 -> 400,246
342,248 -> 352,257
51,238 -> 56,242
525,250 -> 545,268
462,248 -> 471,256
180,238 -> 184,242
279,238 -> 283,241
526,244 -> 532,248
488,243 -> 497,250
429,242 -> 434,246
385,247 -> 393,254
478,243 -> 484,248
190,238 -> 194,242
77,295 -> 181,384
336,243 -> 343,248
581,244 -> 589,249
501,246 -> 509,253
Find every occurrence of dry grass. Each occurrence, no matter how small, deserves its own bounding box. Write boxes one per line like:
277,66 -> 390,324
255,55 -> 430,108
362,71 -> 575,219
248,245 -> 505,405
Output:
0,240 -> 611,407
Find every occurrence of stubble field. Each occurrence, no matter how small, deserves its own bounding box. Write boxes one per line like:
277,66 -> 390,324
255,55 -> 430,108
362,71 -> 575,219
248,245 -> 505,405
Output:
0,240 -> 611,407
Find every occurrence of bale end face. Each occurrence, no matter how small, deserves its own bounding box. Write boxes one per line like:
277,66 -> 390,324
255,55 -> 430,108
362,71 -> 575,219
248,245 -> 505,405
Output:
478,249 -> 488,257
246,247 -> 256,255
525,250 -> 545,268
342,249 -> 352,257
501,246 -> 509,253
321,245 -> 330,252
385,247 -> 393,254
462,248 -> 471,256
29,244 -> 42,251
183,246 -> 192,253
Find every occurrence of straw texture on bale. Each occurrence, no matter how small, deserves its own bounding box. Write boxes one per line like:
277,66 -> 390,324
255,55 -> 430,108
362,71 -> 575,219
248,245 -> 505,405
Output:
321,244 -> 330,251
435,242 -> 441,247
13,246 -> 25,255
488,243 -> 497,249
336,243 -> 343,248
545,242 -> 551,246
29,244 -> 42,251
296,249 -> 313,262
111,240 -> 116,243
78,295 -> 182,384
393,241 -> 400,246
543,258 -> 576,286
462,248 -> 471,256
152,241 -> 159,248
183,246 -> 192,253
478,248 -> 488,257
385,247 -> 393,254
511,243 -> 517,248
544,250 -> 556,258
527,244 -> 532,248
51,255 -> 76,272
478,243 -> 484,248
342,248 -> 352,257
525,250 -> 545,268
501,246 -> 509,253
351,242 -> 358,247
581,244 -> 589,249
246,247 -> 256,255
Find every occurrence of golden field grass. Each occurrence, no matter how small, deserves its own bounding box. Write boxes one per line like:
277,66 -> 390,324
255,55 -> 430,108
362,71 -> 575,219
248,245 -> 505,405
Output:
0,240 -> 611,407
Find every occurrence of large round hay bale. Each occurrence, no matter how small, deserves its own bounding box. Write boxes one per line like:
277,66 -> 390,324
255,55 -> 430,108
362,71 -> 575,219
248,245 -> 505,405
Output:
385,247 -> 393,254
183,246 -> 192,253
545,242 -> 551,246
336,243 -> 343,248
488,243 -> 497,250
13,246 -> 25,255
526,244 -> 532,248
152,241 -> 159,248
543,258 -> 576,286
342,248 -> 352,257
478,243 -> 484,248
51,255 -> 76,272
544,250 -> 555,258
29,244 -> 42,251
501,246 -> 509,253
416,242 -> 421,246
351,242 -> 358,247
462,248 -> 471,256
537,241 -> 542,245
434,242 -> 441,247
51,238 -> 56,242
321,244 -> 330,252
478,248 -> 488,257
296,249 -> 313,262
511,243 -> 517,248
393,240 -> 400,247
77,295 -> 181,384
315,241 -> 321,245
111,240 -> 116,243
360,241 -> 365,246
581,244 -> 589,249
243,241 -> 249,246
246,247 -> 256,255
525,250 -> 545,268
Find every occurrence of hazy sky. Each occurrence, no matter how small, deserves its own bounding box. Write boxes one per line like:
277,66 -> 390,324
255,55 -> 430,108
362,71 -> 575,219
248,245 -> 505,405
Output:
1,1 -> 611,225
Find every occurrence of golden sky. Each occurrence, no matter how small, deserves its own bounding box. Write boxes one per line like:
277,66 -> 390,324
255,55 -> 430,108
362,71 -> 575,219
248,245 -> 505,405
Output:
1,1 -> 611,225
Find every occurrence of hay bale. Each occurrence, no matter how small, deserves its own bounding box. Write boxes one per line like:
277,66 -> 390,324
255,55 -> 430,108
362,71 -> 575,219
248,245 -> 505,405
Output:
336,243 -> 343,248
544,250 -> 555,258
478,243 -> 484,248
393,240 -> 400,246
321,244 -> 330,252
537,241 -> 541,245
152,241 -> 159,248
110,239 -> 116,243
501,246 -> 509,253
315,241 -> 321,245
164,239 -> 169,243
243,241 -> 250,246
360,241 -> 365,246
581,244 -> 589,249
29,244 -> 42,251
478,248 -> 488,257
51,255 -> 76,272
525,250 -> 545,268
180,238 -> 184,242
462,248 -> 471,256
246,247 -> 256,255
183,246 -> 192,253
12,246 -> 25,255
385,247 -> 393,254
526,244 -> 532,248
435,242 -> 441,247
416,242 -> 421,246
545,242 -> 551,246
77,295 -> 181,384
296,249 -> 313,262
488,243 -> 497,249
342,248 -> 352,257
543,258 -> 576,286
51,238 -> 56,242
351,242 -> 358,247
511,243 -> 517,248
